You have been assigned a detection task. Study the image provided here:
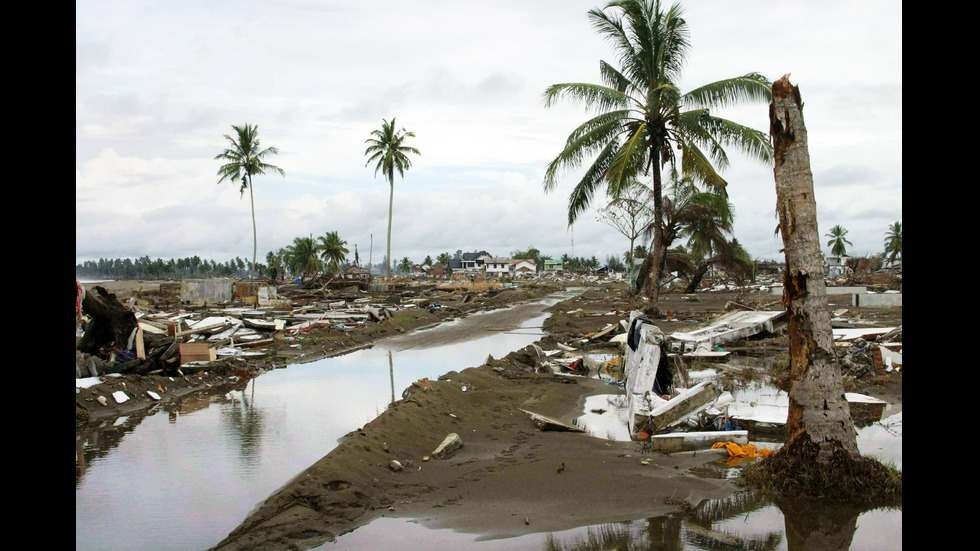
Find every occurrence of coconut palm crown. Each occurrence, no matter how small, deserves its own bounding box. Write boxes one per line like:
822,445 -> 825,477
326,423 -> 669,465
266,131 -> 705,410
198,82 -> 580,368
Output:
826,224 -> 852,257
542,0 -> 772,312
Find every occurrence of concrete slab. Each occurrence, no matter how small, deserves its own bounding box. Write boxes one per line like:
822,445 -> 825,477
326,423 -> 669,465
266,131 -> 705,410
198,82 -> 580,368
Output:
650,430 -> 749,453
670,310 -> 785,350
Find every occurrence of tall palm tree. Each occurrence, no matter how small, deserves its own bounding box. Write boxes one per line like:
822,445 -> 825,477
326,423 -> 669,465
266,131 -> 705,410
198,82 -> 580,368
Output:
825,224 -> 852,257
317,231 -> 349,275
364,118 -> 421,279
215,123 -> 285,279
284,235 -> 322,281
883,221 -> 902,264
542,0 -> 772,314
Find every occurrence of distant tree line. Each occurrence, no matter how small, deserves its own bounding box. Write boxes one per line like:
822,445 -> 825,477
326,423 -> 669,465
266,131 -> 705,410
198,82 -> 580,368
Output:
76,256 -> 262,280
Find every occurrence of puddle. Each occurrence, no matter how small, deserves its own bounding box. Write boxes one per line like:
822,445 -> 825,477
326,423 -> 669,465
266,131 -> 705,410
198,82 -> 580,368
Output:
322,488 -> 901,550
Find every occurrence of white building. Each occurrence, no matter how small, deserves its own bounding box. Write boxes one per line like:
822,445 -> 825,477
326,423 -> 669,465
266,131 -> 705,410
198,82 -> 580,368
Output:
485,257 -> 511,277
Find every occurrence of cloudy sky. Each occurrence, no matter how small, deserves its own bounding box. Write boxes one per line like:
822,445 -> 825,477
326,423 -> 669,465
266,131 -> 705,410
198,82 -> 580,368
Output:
76,0 -> 902,269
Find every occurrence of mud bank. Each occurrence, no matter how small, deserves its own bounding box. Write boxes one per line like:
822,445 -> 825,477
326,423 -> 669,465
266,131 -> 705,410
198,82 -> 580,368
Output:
208,288 -> 747,550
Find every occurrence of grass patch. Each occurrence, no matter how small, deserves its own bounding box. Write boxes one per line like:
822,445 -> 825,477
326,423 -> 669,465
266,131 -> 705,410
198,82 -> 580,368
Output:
740,434 -> 901,505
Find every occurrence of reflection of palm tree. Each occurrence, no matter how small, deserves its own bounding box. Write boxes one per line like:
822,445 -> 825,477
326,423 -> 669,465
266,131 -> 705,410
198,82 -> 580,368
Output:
388,351 -> 395,407
219,379 -> 265,469
775,497 -> 864,551
685,490 -> 782,550
546,523 -> 642,551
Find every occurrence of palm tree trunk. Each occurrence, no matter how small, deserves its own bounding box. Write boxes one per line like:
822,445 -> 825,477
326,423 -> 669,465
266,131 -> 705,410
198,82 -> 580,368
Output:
642,158 -> 665,315
771,75 -> 857,461
248,175 -> 257,280
386,175 -> 394,279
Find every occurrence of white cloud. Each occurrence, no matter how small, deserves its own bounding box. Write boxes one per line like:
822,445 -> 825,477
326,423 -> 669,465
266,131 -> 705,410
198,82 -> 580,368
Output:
76,0 -> 901,266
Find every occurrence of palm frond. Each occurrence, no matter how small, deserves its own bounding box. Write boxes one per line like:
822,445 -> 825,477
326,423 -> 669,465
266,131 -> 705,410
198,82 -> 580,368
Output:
683,73 -> 772,110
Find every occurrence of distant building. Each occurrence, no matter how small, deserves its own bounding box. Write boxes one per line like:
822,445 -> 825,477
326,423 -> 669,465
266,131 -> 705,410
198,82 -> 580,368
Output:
510,258 -> 536,276
544,258 -> 563,274
485,257 -> 511,278
825,255 -> 849,278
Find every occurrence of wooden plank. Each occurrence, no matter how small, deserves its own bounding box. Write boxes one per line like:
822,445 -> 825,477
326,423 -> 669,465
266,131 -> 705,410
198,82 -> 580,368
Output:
519,409 -> 586,432
135,326 -> 146,360
174,322 -> 228,337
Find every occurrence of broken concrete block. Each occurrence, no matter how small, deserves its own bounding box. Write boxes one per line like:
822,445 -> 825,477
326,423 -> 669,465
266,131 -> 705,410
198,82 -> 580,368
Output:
432,433 -> 463,459
650,430 -> 749,453
636,381 -> 720,435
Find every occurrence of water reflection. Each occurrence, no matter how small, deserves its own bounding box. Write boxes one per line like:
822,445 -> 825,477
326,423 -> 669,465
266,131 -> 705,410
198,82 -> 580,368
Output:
218,378 -> 264,471
537,488 -> 900,551
76,291 -> 577,551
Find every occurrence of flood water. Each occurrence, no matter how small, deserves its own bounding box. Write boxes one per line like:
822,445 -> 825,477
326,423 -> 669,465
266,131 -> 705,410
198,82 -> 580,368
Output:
76,292 -> 902,550
75,290 -> 580,550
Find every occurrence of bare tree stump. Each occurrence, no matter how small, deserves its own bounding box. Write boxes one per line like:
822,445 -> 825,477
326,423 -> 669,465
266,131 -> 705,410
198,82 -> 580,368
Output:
77,286 -> 138,355
771,75 -> 858,460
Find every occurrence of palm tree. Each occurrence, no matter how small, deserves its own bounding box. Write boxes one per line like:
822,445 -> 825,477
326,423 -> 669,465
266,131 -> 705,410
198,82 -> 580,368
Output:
317,231 -> 349,275
437,252 -> 451,266
215,123 -> 285,279
826,224 -> 852,257
284,235 -> 322,281
364,118 -> 421,279
398,257 -> 413,275
883,221 -> 902,264
542,0 -> 772,314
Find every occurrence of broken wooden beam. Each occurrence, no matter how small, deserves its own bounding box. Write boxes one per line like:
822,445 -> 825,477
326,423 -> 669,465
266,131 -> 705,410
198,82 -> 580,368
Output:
519,409 -> 586,432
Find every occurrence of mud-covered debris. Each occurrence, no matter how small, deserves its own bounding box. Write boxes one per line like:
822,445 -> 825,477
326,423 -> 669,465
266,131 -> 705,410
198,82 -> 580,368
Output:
432,433 -> 463,459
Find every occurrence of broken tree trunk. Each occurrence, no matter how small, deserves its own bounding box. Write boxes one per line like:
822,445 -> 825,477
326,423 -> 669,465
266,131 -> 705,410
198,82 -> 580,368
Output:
77,286 -> 139,355
770,75 -> 858,460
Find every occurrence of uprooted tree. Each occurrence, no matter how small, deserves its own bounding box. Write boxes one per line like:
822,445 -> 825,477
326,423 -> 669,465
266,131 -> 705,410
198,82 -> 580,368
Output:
742,75 -> 900,504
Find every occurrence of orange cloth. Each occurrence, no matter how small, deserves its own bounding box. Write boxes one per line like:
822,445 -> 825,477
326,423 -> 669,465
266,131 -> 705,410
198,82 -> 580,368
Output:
711,441 -> 774,458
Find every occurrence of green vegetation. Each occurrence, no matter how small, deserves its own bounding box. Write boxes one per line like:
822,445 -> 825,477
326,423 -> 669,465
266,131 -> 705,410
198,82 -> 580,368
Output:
883,221 -> 902,263
76,256 -> 258,279
541,0 -> 772,312
317,231 -> 350,276
826,224 -> 852,257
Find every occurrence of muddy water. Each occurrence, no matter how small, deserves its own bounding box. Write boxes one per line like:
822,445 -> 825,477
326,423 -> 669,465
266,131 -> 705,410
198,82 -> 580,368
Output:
75,290 -> 580,551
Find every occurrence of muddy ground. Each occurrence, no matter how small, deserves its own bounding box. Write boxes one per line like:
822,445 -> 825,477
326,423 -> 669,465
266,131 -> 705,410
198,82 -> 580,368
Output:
200,286 -> 901,550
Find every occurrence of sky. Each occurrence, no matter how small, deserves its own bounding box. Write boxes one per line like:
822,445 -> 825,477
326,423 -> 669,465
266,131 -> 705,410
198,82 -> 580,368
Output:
76,0 -> 902,269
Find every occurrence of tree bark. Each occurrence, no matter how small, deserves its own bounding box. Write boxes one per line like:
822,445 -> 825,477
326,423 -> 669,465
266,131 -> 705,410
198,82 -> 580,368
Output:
386,175 -> 394,279
642,160 -> 665,315
770,75 -> 858,460
249,175 -> 257,280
